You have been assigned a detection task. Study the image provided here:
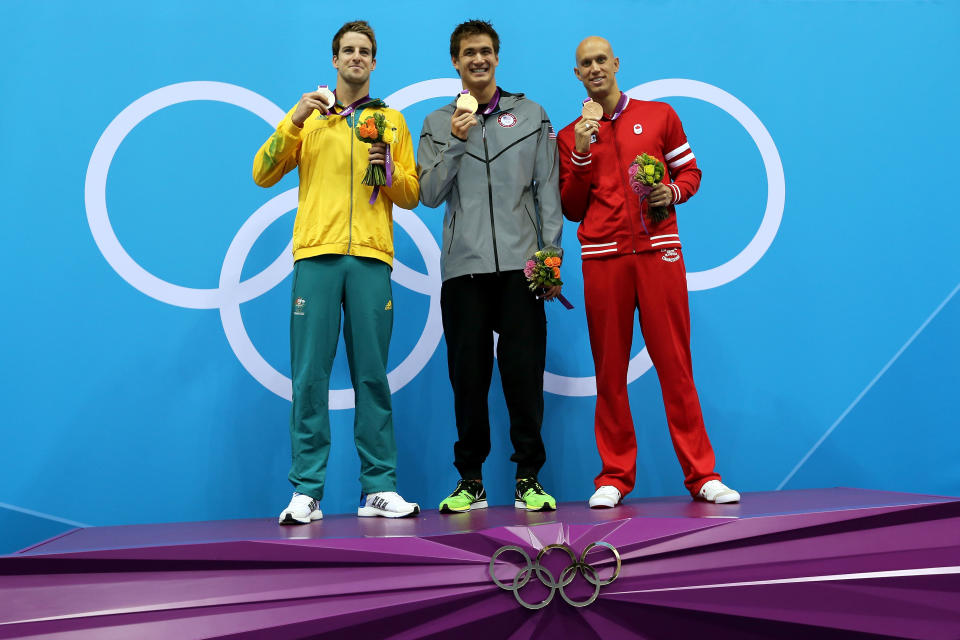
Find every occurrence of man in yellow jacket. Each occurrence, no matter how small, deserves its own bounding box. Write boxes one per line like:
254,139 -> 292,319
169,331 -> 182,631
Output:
253,20 -> 421,523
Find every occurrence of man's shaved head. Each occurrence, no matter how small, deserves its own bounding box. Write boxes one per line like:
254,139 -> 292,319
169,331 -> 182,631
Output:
574,35 -> 620,100
575,36 -> 614,65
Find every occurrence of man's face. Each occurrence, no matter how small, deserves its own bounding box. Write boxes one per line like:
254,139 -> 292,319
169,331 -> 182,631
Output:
574,39 -> 619,98
333,31 -> 376,86
452,34 -> 498,91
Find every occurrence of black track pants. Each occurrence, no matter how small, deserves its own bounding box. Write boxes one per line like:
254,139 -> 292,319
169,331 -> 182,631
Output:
440,270 -> 547,480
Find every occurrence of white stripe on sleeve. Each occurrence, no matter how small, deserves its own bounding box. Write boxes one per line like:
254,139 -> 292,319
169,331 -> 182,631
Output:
668,152 -> 695,169
665,142 -> 690,160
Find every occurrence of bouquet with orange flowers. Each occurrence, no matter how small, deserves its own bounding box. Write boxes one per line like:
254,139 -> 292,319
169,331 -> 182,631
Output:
524,249 -> 574,309
354,110 -> 397,203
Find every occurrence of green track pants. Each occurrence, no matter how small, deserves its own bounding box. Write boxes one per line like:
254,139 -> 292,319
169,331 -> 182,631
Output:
288,254 -> 396,500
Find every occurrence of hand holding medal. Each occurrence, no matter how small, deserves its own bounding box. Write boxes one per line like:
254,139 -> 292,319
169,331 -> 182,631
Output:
581,99 -> 603,121
291,84 -> 335,127
574,98 -> 602,154
316,85 -> 335,109
456,90 -> 478,114
451,90 -> 479,140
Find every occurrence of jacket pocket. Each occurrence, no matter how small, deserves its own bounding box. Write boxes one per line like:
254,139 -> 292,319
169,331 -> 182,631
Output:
447,210 -> 457,254
524,204 -> 540,247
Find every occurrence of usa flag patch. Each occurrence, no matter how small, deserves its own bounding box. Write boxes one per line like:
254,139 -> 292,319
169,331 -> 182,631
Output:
547,123 -> 556,139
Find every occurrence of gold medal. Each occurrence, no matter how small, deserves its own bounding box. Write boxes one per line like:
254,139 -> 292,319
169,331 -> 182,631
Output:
456,91 -> 479,114
581,99 -> 603,121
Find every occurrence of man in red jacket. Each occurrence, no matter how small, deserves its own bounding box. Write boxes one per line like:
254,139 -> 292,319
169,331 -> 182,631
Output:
557,36 -> 740,507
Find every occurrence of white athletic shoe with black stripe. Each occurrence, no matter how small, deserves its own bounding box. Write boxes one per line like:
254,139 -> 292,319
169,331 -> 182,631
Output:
278,492 -> 322,524
357,491 -> 421,518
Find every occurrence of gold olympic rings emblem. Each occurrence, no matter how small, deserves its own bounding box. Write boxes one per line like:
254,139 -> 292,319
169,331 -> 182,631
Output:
488,542 -> 621,609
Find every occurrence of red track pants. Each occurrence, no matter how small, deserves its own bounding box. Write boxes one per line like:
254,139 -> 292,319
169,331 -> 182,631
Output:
583,249 -> 720,496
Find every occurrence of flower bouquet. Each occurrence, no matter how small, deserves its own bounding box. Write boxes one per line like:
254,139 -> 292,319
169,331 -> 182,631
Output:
355,110 -> 397,203
524,249 -> 574,309
628,153 -> 669,223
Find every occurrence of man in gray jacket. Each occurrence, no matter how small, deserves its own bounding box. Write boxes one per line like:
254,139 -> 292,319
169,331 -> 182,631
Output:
418,20 -> 564,513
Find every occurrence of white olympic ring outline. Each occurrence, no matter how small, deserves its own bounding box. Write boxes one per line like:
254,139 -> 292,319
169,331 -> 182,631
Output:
489,542 -> 622,609
84,78 -> 782,404
84,79 -> 460,408
544,78 -> 785,396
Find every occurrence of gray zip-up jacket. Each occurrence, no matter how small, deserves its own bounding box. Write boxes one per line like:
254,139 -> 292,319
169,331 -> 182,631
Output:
418,90 -> 563,282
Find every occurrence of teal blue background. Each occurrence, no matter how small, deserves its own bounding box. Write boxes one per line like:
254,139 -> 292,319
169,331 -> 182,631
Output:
1,0 -> 958,553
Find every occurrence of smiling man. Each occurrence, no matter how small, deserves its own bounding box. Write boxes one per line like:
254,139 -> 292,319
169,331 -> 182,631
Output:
557,36 -> 740,508
418,20 -> 564,513
253,20 -> 421,523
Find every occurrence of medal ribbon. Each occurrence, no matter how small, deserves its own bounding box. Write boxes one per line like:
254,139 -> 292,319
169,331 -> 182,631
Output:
459,88 -> 501,115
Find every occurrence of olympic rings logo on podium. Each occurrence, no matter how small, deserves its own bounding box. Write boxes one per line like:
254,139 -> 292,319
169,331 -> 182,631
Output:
489,542 -> 622,609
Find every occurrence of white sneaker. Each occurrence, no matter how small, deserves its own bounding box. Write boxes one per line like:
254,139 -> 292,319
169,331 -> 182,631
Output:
278,492 -> 322,524
357,491 -> 421,518
697,480 -> 741,504
589,485 -> 622,508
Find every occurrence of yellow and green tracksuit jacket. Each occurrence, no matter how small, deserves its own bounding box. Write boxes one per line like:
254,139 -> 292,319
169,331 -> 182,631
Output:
252,100 -> 420,266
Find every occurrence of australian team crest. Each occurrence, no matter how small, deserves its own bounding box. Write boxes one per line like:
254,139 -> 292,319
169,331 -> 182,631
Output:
497,112 -> 518,128
294,297 -> 306,315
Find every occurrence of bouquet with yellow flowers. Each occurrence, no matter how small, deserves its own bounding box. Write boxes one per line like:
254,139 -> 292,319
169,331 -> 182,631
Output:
355,110 -> 397,203
524,249 -> 574,309
628,153 -> 669,223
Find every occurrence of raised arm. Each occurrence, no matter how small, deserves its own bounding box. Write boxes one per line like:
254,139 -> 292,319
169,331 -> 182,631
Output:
417,111 -> 469,208
252,107 -> 302,187
557,119 -> 595,222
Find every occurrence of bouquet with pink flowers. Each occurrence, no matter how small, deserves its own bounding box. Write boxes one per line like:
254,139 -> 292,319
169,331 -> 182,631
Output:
628,153 -> 669,222
524,249 -> 574,309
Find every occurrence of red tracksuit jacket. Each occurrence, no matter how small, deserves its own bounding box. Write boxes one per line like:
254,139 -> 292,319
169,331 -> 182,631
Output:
557,96 -> 702,256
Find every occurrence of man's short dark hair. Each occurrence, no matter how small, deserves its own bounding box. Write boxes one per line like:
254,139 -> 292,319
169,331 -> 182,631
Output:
450,20 -> 500,59
332,20 -> 377,59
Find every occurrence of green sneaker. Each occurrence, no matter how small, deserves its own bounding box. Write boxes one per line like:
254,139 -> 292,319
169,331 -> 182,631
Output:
439,479 -> 487,513
514,478 -> 557,511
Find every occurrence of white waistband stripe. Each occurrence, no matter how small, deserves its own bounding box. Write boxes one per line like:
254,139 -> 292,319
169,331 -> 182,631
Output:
582,242 -> 618,248
650,234 -> 679,240
582,248 -> 619,256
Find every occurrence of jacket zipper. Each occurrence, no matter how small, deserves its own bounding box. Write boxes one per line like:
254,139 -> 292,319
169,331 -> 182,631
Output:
611,118 -> 645,253
347,111 -> 355,253
481,119 -> 501,273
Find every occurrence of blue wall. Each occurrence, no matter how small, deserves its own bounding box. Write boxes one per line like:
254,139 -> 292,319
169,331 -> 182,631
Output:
1,0 -> 958,553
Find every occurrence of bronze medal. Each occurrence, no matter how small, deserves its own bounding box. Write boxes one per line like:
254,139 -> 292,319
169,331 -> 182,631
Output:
581,99 -> 603,121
